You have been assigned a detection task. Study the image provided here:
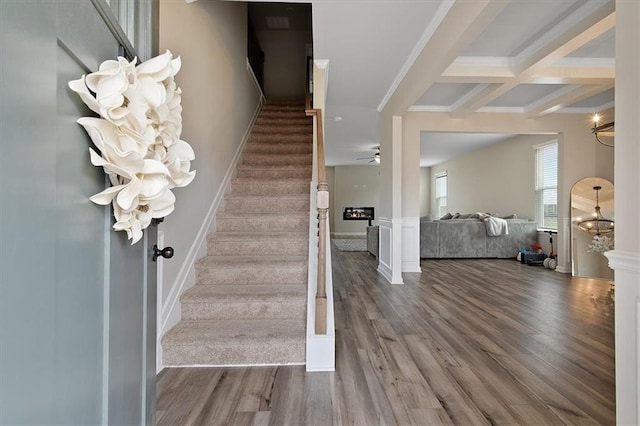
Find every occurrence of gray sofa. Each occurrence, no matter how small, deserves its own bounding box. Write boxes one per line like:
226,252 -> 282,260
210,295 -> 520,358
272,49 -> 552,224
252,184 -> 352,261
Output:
420,217 -> 538,258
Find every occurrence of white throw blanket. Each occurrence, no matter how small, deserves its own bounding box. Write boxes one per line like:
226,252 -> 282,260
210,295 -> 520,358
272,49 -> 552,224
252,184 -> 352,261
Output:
478,213 -> 509,236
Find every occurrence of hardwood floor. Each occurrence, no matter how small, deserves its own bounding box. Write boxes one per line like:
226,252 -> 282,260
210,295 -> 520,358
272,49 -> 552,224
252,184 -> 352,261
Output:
156,248 -> 615,425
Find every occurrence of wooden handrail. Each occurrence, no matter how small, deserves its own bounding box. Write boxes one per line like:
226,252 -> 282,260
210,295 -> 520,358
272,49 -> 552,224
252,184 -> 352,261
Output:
306,94 -> 328,335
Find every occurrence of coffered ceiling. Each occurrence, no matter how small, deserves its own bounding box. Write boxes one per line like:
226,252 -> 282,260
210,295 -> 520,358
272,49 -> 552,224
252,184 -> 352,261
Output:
240,0 -> 616,166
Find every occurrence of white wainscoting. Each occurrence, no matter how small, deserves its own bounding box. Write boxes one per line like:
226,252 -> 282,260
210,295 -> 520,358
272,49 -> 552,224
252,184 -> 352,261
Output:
605,250 -> 640,424
401,217 -> 421,273
378,217 -> 403,284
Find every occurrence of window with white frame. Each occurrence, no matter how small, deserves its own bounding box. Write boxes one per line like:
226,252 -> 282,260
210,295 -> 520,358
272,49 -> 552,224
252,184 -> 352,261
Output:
435,171 -> 448,218
534,142 -> 558,230
103,0 -> 154,61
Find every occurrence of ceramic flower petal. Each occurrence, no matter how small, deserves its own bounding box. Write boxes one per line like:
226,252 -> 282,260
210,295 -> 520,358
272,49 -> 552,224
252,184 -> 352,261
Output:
68,76 -> 102,115
89,184 -> 126,205
139,189 -> 175,219
139,174 -> 170,200
115,176 -> 142,212
77,117 -> 117,154
137,76 -> 166,108
168,140 -> 195,161
136,50 -> 174,82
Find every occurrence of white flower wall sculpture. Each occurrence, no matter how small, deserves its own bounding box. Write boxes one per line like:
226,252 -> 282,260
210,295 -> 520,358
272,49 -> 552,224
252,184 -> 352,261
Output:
69,50 -> 195,244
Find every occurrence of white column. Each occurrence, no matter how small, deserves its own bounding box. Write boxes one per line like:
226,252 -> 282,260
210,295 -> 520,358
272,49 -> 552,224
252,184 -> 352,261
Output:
606,2 -> 640,423
378,116 -> 404,284
400,115 -> 422,273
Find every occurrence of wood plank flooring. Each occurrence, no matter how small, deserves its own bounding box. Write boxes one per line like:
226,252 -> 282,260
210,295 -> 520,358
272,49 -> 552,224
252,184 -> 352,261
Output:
156,247 -> 615,425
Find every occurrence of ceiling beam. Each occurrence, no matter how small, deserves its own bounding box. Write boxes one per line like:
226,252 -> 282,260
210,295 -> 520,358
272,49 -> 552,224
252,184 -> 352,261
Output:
450,2 -> 615,117
380,0 -> 510,116
439,59 -> 614,84
525,83 -> 614,117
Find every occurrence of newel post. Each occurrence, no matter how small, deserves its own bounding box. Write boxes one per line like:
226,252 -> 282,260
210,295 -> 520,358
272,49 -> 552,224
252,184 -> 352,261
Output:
316,181 -> 329,334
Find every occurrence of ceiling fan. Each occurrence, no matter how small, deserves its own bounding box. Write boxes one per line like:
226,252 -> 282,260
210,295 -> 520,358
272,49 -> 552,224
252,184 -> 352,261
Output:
357,146 -> 380,163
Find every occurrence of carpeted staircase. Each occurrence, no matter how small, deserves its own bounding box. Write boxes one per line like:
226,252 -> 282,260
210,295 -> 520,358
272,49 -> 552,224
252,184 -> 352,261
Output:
162,102 -> 312,366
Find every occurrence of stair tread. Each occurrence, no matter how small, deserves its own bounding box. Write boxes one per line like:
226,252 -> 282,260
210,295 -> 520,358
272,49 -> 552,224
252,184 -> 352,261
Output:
217,211 -> 308,217
182,284 -> 306,301
197,255 -> 308,266
162,319 -> 306,345
225,192 -> 308,198
209,232 -> 307,240
236,163 -> 311,169
233,177 -> 309,183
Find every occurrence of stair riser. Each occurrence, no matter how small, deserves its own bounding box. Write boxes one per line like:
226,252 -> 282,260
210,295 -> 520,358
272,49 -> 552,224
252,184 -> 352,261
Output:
195,267 -> 307,284
250,134 -> 312,144
216,216 -> 308,232
255,117 -> 311,127
235,168 -> 311,180
259,110 -> 307,118
244,143 -> 312,155
181,300 -> 306,320
242,154 -> 311,166
230,182 -> 308,196
252,125 -> 311,135
208,239 -> 308,256
163,340 -> 305,367
224,197 -> 309,213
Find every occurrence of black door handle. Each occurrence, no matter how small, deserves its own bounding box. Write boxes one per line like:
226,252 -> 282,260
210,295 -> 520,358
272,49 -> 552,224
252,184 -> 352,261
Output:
153,245 -> 174,262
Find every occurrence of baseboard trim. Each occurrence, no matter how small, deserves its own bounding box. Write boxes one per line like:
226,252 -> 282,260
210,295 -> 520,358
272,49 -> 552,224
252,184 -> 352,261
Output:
158,97 -> 263,354
331,232 -> 366,238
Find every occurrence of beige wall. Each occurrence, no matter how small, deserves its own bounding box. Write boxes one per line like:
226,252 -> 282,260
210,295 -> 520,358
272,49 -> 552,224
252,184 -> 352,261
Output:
419,167 -> 430,217
257,30 -> 311,101
428,134 -> 556,220
403,110 -> 615,273
330,165 -> 380,236
159,0 -> 261,304
326,166 -> 335,232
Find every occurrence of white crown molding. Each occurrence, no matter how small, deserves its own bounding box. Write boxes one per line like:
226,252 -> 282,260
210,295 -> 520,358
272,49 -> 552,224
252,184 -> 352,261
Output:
377,0 -> 455,112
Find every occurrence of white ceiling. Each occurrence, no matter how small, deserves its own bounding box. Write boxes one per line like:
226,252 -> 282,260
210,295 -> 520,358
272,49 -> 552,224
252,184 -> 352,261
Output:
242,0 -> 616,167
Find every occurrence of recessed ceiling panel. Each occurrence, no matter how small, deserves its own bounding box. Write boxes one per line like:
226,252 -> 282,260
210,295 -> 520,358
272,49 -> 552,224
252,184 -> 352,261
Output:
566,88 -> 614,109
463,0 -> 580,57
415,83 -> 477,107
487,84 -> 569,107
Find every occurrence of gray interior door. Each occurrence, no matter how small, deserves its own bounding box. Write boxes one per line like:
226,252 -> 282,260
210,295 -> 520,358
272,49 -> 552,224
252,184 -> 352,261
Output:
1,1 -> 157,424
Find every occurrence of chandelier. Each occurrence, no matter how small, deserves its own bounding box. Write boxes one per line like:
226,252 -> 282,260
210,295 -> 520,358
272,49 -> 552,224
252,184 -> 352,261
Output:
591,114 -> 614,148
578,185 -> 614,235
